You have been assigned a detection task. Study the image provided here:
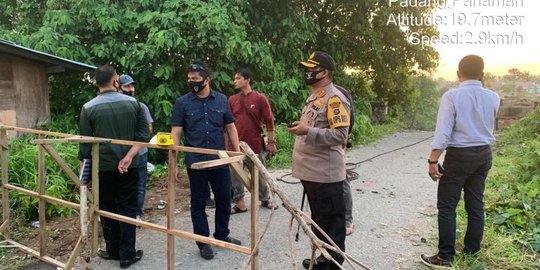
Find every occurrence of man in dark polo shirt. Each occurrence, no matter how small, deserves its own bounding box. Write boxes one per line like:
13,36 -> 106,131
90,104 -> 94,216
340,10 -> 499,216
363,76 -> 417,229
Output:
228,67 -> 278,214
78,64 -> 148,268
170,61 -> 242,260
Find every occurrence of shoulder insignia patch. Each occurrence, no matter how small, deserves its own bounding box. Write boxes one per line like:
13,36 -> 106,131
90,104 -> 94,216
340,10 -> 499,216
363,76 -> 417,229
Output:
327,96 -> 350,129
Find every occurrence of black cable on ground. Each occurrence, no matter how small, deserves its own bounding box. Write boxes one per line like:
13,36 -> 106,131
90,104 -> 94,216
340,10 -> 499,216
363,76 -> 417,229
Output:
276,135 -> 434,184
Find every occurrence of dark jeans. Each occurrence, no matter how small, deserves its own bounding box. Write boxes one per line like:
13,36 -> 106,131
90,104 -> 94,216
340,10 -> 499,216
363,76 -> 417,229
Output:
99,169 -> 139,261
187,167 -> 232,248
136,152 -> 148,217
301,180 -> 346,268
438,145 -> 492,260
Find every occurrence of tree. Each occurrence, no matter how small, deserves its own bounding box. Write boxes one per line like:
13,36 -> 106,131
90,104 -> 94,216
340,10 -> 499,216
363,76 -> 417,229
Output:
0,0 -> 439,127
292,0 -> 439,109
0,0 -> 315,129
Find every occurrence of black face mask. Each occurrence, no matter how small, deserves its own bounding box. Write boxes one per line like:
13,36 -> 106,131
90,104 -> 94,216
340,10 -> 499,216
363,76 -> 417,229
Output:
304,70 -> 324,85
188,80 -> 206,94
121,90 -> 133,96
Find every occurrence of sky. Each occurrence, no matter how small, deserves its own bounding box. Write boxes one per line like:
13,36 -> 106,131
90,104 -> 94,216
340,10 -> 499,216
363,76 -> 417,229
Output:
409,0 -> 540,79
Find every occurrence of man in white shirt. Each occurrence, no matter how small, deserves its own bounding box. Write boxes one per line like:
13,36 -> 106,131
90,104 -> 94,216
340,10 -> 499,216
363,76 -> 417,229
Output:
421,55 -> 500,268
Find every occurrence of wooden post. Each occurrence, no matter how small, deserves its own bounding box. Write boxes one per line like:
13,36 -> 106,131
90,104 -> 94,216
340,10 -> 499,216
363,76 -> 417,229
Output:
90,143 -> 99,257
250,163 -> 259,270
0,129 -> 9,238
38,141 -> 47,257
167,149 -> 176,270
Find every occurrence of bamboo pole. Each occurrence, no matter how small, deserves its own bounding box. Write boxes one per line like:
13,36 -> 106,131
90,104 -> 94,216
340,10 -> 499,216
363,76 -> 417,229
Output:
38,143 -> 47,257
239,142 -> 372,270
0,129 -> 9,238
167,149 -> 175,270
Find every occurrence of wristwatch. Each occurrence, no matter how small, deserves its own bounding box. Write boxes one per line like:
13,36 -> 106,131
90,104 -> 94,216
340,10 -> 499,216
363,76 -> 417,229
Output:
428,159 -> 438,164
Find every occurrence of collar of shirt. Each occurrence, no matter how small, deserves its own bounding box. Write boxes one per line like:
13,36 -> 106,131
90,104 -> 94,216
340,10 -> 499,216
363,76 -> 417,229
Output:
459,80 -> 482,88
100,89 -> 118,95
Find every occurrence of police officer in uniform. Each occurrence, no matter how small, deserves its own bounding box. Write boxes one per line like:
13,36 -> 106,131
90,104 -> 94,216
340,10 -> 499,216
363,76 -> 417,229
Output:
287,51 -> 351,270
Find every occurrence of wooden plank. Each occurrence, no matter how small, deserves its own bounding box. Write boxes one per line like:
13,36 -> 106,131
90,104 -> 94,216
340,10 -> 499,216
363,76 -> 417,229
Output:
64,236 -> 83,270
167,149 -> 175,270
0,125 -> 69,138
4,184 -> 80,209
41,144 -> 80,187
250,165 -> 260,270
5,240 -> 65,269
1,129 -> 9,238
38,143 -> 46,257
94,209 -> 251,255
190,155 -> 245,169
1,124 -> 244,156
91,143 -> 99,257
218,151 -> 250,189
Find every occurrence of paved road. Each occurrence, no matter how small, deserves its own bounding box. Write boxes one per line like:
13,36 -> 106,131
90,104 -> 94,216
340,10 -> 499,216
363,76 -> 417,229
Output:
85,131 -> 439,270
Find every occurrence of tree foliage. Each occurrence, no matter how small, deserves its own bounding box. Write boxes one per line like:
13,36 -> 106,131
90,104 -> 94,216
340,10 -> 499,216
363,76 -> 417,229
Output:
0,0 -> 439,129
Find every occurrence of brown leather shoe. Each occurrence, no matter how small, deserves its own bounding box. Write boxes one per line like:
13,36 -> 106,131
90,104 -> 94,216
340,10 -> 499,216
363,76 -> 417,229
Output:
420,254 -> 452,268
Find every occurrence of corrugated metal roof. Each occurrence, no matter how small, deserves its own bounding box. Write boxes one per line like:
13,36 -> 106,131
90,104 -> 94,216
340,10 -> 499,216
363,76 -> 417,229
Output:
0,39 -> 96,72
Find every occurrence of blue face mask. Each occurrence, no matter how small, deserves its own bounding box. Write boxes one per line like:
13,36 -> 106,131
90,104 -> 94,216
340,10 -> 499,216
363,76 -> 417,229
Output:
188,80 -> 206,94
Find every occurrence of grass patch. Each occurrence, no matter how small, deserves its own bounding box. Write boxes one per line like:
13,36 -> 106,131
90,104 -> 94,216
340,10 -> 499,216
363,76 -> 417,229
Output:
445,108 -> 540,269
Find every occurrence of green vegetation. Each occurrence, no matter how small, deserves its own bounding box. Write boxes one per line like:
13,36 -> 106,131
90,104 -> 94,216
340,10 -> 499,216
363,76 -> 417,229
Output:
448,107 -> 540,270
0,0 -> 438,133
2,118 -> 80,221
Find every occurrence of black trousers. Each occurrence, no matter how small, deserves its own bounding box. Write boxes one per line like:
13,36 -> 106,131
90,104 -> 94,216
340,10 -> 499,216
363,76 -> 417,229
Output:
438,145 -> 492,260
99,169 -> 139,261
187,167 -> 232,248
301,180 -> 346,268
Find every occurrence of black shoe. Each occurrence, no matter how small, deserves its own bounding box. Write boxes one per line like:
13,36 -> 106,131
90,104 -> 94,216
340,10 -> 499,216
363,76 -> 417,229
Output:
120,250 -> 143,269
97,249 -> 119,260
420,254 -> 452,268
302,257 -> 330,270
206,198 -> 216,208
221,236 -> 241,245
199,245 -> 214,260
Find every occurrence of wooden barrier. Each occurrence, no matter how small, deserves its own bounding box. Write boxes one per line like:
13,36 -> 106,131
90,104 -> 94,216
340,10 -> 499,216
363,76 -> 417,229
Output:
0,124 -> 260,269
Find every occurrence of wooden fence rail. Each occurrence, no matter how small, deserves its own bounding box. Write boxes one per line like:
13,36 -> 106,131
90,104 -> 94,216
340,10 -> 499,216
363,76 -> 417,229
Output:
0,124 -> 260,269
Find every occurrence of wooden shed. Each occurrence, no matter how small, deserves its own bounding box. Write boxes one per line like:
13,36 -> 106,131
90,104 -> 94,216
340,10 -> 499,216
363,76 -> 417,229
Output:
0,39 -> 95,136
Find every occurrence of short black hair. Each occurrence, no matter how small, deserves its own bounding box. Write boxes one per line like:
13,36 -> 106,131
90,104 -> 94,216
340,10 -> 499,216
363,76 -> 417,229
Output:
188,61 -> 211,79
235,67 -> 253,84
459,55 -> 484,79
95,64 -> 117,87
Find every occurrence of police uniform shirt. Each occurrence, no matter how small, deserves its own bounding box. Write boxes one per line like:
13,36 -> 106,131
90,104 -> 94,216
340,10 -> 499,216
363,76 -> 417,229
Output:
292,83 -> 351,183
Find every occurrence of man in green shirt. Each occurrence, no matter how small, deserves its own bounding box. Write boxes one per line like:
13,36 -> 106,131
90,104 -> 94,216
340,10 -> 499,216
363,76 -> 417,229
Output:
78,64 -> 148,269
